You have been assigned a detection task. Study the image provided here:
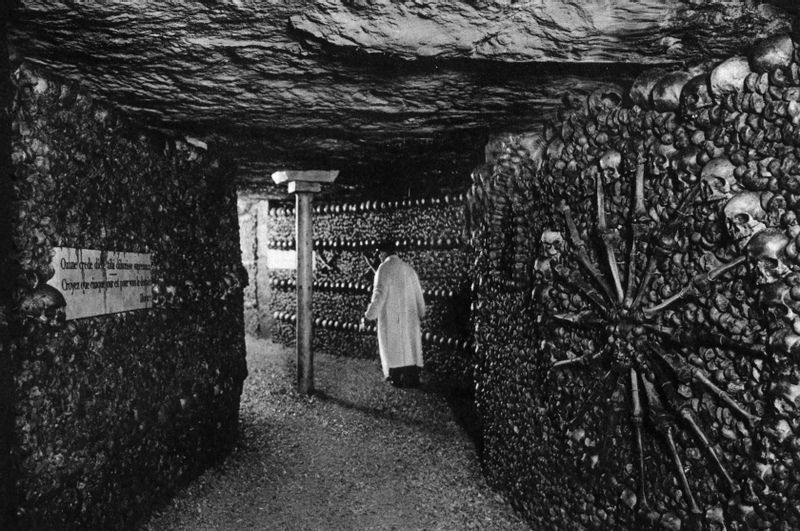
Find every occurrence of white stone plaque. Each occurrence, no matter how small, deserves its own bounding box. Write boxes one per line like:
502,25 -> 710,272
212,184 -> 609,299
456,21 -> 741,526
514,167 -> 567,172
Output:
266,249 -> 316,270
47,247 -> 153,320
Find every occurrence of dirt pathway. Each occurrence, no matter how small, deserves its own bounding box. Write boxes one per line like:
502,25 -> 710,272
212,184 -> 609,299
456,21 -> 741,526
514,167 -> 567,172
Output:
141,337 -> 529,530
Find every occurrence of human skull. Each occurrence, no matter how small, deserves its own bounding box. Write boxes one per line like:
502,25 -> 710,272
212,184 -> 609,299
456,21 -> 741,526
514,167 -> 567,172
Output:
746,229 -> 792,285
19,284 -> 66,325
680,74 -> 714,117
546,138 -> 565,161
671,145 -> 702,188
484,136 -> 506,164
152,282 -> 167,307
630,68 -> 668,109
700,156 -> 738,202
723,192 -> 768,249
587,87 -> 623,116
165,285 -> 178,306
649,142 -> 678,177
652,71 -> 693,112
599,149 -> 622,181
709,56 -> 751,99
750,34 -> 794,73
759,281 -> 797,325
534,230 -> 565,277
518,133 -> 546,170
539,230 -> 564,259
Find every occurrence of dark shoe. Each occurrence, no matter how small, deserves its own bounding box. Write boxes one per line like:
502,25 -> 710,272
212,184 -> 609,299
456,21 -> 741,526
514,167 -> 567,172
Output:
405,367 -> 420,388
387,368 -> 405,387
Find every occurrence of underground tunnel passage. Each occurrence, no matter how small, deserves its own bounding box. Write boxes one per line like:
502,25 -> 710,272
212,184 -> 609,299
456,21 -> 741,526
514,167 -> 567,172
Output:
4,1 -> 800,529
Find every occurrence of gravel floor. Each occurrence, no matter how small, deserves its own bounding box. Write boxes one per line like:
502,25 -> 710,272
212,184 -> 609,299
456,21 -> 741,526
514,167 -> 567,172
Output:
140,336 -> 529,531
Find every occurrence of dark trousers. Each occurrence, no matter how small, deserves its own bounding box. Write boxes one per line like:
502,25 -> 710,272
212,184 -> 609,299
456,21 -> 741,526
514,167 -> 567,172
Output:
388,366 -> 421,388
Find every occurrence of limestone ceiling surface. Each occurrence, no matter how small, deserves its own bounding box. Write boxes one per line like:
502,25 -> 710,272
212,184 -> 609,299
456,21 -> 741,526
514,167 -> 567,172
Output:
9,0 -> 795,194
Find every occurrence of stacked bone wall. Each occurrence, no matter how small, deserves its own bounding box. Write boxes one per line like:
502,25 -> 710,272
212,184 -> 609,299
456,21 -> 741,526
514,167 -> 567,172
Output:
469,34 -> 800,529
265,196 -> 474,387
10,64 -> 247,528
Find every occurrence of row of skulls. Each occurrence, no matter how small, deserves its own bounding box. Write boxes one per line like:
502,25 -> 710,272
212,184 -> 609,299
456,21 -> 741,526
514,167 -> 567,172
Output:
540,33 -> 800,180
534,158 -> 791,279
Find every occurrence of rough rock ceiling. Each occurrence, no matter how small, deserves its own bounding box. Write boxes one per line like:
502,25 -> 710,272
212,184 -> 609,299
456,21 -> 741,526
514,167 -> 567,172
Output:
8,0 -> 796,196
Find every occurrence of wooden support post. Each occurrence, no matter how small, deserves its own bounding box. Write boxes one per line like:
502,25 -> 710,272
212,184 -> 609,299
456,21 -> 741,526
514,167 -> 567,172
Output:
294,186 -> 314,394
272,171 -> 338,395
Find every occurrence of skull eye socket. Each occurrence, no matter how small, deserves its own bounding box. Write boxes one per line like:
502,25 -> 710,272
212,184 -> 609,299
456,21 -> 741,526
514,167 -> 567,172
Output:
733,213 -> 752,225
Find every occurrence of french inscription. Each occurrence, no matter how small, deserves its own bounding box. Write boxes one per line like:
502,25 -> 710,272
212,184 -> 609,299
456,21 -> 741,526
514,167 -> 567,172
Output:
48,247 -> 153,320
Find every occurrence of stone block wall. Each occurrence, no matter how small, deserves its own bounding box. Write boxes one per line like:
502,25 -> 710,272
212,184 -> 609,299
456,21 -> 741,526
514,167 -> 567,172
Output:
238,194 -> 272,338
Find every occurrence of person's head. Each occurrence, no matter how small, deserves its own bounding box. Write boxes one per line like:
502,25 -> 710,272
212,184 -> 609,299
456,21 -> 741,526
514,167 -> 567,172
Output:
376,238 -> 397,262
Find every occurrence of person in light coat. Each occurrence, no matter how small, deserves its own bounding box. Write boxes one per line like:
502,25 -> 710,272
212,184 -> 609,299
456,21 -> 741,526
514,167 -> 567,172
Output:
363,239 -> 426,387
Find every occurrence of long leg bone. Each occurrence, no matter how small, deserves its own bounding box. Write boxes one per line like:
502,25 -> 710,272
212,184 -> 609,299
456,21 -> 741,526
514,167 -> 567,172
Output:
642,324 -> 768,358
629,368 -> 649,511
560,202 -> 618,303
553,266 -> 614,319
642,256 -> 746,316
648,347 -> 759,427
648,355 -> 738,497
631,183 -> 703,309
597,381 -> 625,468
640,375 -> 702,515
691,370 -> 758,428
594,167 -> 625,303
631,255 -> 659,310
551,311 -> 606,330
624,158 -> 651,308
551,344 -> 610,371
679,408 -> 738,496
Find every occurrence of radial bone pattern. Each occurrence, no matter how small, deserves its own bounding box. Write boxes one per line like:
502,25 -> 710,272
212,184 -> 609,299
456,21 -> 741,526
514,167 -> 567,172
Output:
468,33 -> 800,530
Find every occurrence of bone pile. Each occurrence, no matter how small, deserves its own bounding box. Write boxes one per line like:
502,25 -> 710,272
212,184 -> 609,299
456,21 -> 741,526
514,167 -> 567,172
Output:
468,33 -> 800,530
266,195 -> 474,387
10,64 -> 247,528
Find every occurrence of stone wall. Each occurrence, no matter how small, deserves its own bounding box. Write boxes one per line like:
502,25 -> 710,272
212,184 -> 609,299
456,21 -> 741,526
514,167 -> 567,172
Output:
468,33 -> 800,530
9,64 -> 247,528
237,194 -> 273,339
238,194 -> 261,336
263,195 -> 474,387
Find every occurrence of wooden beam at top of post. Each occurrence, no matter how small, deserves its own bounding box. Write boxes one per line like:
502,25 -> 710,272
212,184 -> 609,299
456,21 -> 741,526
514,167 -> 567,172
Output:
288,181 -> 321,194
271,170 -> 339,185
270,169 -> 338,395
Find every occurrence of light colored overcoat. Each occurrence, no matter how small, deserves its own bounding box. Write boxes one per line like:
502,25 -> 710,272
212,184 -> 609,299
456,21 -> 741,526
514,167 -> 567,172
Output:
365,255 -> 425,377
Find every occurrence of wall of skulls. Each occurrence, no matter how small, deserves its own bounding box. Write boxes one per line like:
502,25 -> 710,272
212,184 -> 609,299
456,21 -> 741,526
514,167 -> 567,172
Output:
468,34 -> 800,530
262,196 -> 474,387
10,64 -> 247,528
